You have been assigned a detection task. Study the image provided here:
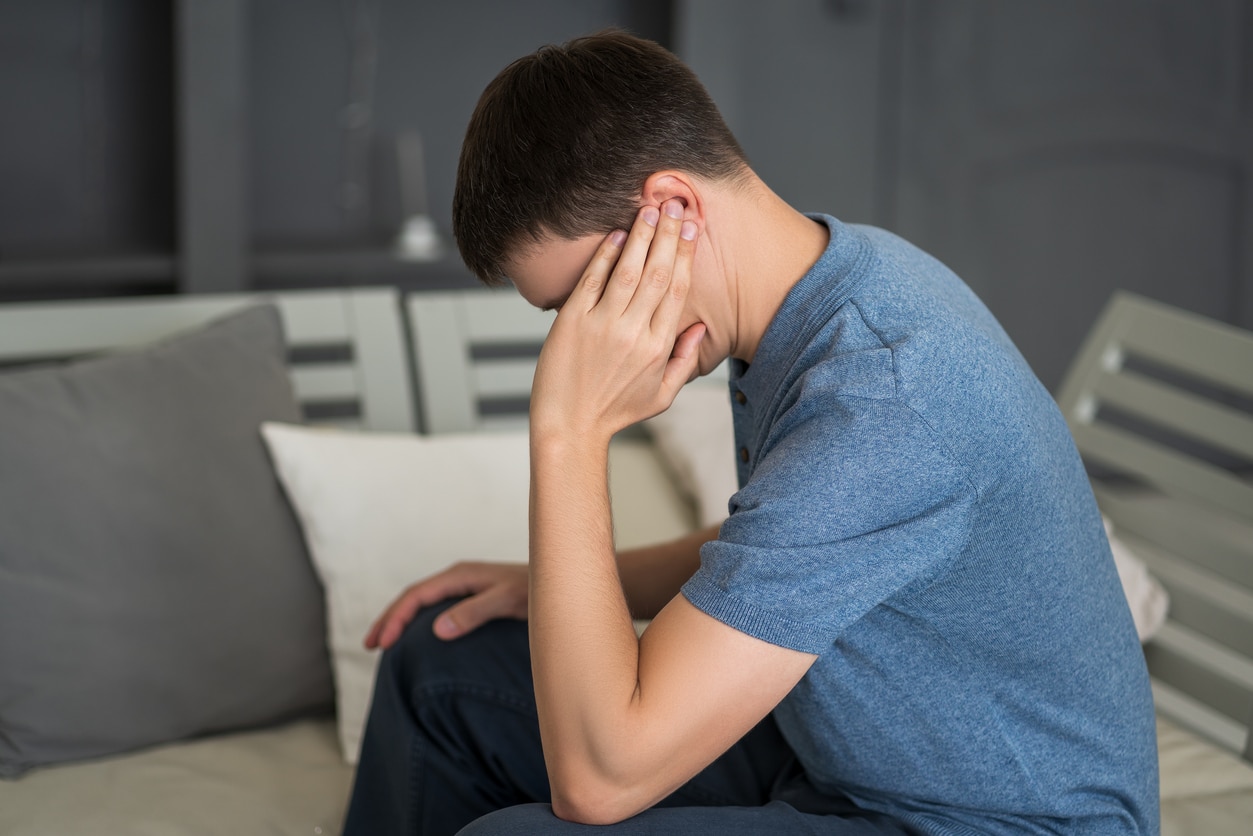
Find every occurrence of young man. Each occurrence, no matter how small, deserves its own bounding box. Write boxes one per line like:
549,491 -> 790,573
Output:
343,30 -> 1158,836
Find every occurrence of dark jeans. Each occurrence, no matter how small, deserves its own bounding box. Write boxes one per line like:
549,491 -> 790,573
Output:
341,599 -> 916,836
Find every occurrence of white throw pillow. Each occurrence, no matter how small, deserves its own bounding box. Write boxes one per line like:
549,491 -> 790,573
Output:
261,422 -> 531,764
644,383 -> 1170,642
1104,516 -> 1170,642
644,382 -> 739,528
261,422 -> 697,764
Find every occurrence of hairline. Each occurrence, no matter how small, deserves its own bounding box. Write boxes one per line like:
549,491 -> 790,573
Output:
492,163 -> 754,287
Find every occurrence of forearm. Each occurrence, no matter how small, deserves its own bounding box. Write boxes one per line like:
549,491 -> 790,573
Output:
529,431 -> 646,815
617,523 -> 719,619
522,199 -> 746,822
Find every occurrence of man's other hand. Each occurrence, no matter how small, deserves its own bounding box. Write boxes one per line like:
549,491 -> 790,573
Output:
364,562 -> 529,649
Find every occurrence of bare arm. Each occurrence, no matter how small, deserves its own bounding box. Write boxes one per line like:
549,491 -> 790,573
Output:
362,519 -> 716,650
617,523 -> 718,620
526,201 -> 816,824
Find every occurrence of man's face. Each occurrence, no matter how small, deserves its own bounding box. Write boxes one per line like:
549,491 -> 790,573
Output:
506,234 -> 603,314
505,233 -> 721,377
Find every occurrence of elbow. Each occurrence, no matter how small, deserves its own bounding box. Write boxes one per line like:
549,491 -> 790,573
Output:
549,773 -> 642,826
551,788 -> 627,826
551,799 -> 621,827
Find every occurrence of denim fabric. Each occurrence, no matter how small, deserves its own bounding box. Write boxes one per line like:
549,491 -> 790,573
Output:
341,600 -> 918,836
683,216 -> 1158,834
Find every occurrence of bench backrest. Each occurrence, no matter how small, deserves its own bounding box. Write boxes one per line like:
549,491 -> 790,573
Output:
407,289 -> 554,433
1056,291 -> 1253,762
0,288 -> 414,433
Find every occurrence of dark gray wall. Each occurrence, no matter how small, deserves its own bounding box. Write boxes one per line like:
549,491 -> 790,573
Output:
248,0 -> 670,250
0,0 -> 670,299
680,0 -> 1253,390
0,2 -> 173,264
2,0 -> 1250,395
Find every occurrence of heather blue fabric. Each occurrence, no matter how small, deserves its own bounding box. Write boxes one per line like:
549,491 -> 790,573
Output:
682,215 -> 1159,835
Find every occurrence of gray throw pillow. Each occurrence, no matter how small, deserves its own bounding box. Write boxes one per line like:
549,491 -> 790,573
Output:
0,305 -> 334,778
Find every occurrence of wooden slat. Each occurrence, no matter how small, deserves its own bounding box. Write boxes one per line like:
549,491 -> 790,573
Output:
268,294 -> 354,344
473,358 -> 538,400
0,288 -> 415,434
1059,291 -> 1253,765
1075,422 -> 1253,522
1093,368 -> 1253,460
407,293 -> 476,434
1144,639 -> 1251,731
306,418 -> 364,432
289,365 -> 360,402
1247,708 -> 1253,763
347,289 -> 414,433
0,298 -> 257,360
1094,487 -> 1253,589
1152,622 -> 1253,696
1150,574 -> 1253,661
460,291 -> 554,343
1151,680 -> 1249,756
478,414 -> 531,434
0,291 -> 359,362
407,290 -> 550,434
1112,295 -> 1253,396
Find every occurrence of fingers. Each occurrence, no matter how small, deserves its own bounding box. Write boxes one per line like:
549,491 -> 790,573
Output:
662,322 -> 707,397
620,200 -> 683,321
624,200 -> 697,339
364,568 -> 478,650
650,215 -> 698,337
363,563 -> 529,650
595,204 -> 660,313
569,199 -> 697,323
432,582 -> 528,640
366,582 -> 441,650
567,228 -> 629,312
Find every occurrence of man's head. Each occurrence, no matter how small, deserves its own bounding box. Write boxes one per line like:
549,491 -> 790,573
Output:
452,29 -> 749,288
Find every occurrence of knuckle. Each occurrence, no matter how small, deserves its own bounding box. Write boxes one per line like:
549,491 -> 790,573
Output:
614,268 -> 640,289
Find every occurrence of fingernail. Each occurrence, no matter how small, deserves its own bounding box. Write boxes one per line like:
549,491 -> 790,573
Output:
435,615 -> 458,638
609,229 -> 627,247
642,206 -> 660,227
680,220 -> 698,241
664,200 -> 684,219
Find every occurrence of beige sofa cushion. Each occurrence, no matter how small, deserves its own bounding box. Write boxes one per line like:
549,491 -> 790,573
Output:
0,718 -> 351,836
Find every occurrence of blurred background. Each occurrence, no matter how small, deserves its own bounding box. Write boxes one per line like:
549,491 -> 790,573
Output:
0,0 -> 1248,391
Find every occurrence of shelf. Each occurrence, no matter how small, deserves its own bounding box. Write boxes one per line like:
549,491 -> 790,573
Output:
0,255 -> 176,288
251,247 -> 481,291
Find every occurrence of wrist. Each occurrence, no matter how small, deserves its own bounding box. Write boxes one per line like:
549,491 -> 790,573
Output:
529,421 -> 613,461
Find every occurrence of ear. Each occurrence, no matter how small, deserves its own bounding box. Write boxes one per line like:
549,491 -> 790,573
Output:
640,171 -> 706,226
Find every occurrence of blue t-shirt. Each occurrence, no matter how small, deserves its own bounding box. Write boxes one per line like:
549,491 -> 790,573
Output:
681,215 -> 1159,835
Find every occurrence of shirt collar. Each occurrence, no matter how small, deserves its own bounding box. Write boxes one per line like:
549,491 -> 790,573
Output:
731,214 -> 874,407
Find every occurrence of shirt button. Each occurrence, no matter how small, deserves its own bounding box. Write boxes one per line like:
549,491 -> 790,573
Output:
734,391 -> 747,405
739,447 -> 750,463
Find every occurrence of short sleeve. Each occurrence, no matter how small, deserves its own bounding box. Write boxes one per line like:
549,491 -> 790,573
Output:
682,397 -> 976,655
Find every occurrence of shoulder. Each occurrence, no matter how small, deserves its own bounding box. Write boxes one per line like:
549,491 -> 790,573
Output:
734,392 -> 976,548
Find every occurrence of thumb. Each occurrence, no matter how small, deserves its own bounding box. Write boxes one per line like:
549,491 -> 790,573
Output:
432,586 -> 512,640
662,322 -> 707,393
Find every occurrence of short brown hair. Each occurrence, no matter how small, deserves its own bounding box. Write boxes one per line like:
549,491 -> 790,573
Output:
452,29 -> 748,286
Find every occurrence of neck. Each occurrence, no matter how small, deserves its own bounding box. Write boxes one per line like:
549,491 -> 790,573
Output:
708,178 -> 829,364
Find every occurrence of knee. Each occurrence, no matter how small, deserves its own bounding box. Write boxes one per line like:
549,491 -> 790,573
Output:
374,599 -> 456,690
456,804 -> 565,835
376,597 -> 530,694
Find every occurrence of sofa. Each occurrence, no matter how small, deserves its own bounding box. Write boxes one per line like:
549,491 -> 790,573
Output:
0,286 -> 1249,835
